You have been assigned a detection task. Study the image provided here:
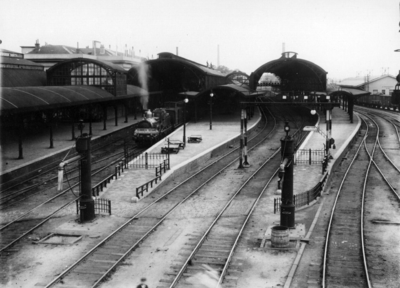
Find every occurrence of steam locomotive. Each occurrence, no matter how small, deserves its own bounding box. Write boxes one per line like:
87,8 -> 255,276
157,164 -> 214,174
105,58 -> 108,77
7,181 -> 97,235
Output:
133,108 -> 174,146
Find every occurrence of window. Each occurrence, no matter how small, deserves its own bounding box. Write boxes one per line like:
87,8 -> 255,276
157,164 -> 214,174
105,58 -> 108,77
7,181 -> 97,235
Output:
373,90 -> 378,94
390,89 -> 394,96
382,89 -> 385,95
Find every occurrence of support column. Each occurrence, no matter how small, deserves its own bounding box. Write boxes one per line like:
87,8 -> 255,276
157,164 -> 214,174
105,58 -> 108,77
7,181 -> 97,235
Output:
48,112 -> 54,149
238,109 -> 244,169
134,98 -> 137,120
124,101 -> 128,123
18,117 -> 24,159
326,109 -> 330,156
88,106 -> 93,136
71,122 -> 75,140
243,109 -> 249,166
114,104 -> 118,126
76,134 -> 95,222
348,97 -> 354,123
103,105 -> 107,130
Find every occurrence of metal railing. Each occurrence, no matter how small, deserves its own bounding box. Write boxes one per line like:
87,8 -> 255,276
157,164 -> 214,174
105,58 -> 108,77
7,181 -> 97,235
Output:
75,198 -> 111,215
136,175 -> 162,199
94,198 -> 112,215
295,149 -> 325,165
92,174 -> 114,197
155,159 -> 170,177
274,172 -> 328,213
128,152 -> 168,169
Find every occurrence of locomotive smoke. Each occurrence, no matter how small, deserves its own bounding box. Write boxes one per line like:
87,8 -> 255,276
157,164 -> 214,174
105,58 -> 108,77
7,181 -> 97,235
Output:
138,61 -> 149,110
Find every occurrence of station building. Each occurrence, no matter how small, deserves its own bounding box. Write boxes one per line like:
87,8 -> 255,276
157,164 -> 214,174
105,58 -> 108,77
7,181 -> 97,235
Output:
338,74 -> 397,96
21,40 -> 145,71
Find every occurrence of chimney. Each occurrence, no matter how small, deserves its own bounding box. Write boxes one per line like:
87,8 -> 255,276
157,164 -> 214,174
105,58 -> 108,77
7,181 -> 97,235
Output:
35,39 -> 40,48
176,47 -> 178,56
100,44 -> 105,55
217,44 -> 220,67
282,42 -> 285,53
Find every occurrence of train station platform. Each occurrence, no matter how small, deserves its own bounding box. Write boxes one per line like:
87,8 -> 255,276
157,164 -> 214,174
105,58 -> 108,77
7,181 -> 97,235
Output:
98,109 -> 263,203
0,116 -> 142,177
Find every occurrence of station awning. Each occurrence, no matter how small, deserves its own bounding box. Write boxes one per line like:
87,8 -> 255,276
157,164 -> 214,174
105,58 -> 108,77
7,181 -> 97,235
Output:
0,85 -> 141,115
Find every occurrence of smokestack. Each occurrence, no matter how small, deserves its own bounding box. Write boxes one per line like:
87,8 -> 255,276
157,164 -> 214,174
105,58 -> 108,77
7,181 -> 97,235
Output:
217,45 -> 220,67
35,39 -> 40,48
282,42 -> 285,53
100,44 -> 105,55
176,47 -> 178,56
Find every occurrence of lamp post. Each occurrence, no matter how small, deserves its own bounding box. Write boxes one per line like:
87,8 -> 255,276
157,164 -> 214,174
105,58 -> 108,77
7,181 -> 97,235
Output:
183,98 -> 188,148
210,91 -> 214,130
280,121 -> 295,228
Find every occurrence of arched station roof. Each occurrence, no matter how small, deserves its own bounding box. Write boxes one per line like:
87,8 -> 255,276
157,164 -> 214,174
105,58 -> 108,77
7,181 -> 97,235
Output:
250,52 -> 327,92
0,85 -> 136,116
226,71 -> 249,88
47,57 -> 127,74
127,52 -> 226,92
46,58 -> 128,96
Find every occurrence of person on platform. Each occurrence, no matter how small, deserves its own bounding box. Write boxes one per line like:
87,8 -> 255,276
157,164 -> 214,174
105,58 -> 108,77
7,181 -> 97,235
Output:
136,277 -> 149,288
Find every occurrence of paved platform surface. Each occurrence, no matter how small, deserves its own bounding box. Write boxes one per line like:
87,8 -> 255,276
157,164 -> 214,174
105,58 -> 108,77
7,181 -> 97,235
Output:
100,109 -> 262,200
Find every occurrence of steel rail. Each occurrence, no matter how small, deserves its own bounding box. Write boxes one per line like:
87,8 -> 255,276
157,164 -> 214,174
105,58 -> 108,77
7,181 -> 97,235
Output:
217,167 -> 279,287
169,150 -> 281,288
322,117 -> 370,288
362,113 -> 400,200
359,115 -> 378,288
44,105 -> 276,287
0,196 -> 80,253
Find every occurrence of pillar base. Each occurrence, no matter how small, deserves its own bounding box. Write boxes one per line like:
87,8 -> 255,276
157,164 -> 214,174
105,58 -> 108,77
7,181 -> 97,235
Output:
280,204 -> 295,228
80,198 -> 95,222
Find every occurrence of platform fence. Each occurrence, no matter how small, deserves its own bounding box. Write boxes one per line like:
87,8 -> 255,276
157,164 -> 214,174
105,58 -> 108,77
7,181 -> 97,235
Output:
295,149 -> 325,165
274,172 -> 328,213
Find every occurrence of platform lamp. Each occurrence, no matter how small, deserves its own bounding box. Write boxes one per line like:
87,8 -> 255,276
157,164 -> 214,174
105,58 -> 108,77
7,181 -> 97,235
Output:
304,95 -> 308,103
280,121 -> 295,228
284,121 -> 290,138
183,97 -> 189,148
210,91 -> 214,130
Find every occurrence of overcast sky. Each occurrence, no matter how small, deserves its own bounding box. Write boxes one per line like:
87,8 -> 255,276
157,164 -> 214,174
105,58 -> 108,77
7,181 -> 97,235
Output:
1,0 -> 399,80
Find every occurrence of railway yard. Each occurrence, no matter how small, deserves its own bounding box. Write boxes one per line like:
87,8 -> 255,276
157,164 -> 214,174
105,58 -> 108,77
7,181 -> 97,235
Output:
0,102 -> 398,288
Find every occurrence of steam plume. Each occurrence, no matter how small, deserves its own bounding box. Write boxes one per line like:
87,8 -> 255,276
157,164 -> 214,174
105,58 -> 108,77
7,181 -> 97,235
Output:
138,61 -> 149,110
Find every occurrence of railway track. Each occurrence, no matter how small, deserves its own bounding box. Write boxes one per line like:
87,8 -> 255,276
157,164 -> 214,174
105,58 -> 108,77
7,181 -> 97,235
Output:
322,110 -> 400,288
165,140 -> 281,287
42,105 -> 283,287
0,137 -> 137,206
0,141 -> 144,255
41,103 -> 316,288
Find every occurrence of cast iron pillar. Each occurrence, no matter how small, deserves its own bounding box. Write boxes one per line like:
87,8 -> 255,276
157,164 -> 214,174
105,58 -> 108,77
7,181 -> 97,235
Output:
280,134 -> 295,228
76,134 -> 95,222
243,108 -> 249,166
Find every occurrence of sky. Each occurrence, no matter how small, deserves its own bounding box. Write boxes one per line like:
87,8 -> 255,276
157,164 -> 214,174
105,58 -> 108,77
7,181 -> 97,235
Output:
1,0 -> 399,81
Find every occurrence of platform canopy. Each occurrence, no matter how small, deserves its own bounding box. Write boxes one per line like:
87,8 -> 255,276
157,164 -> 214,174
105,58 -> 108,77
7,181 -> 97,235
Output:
250,52 -> 327,93
0,85 -> 139,116
329,87 -> 370,98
